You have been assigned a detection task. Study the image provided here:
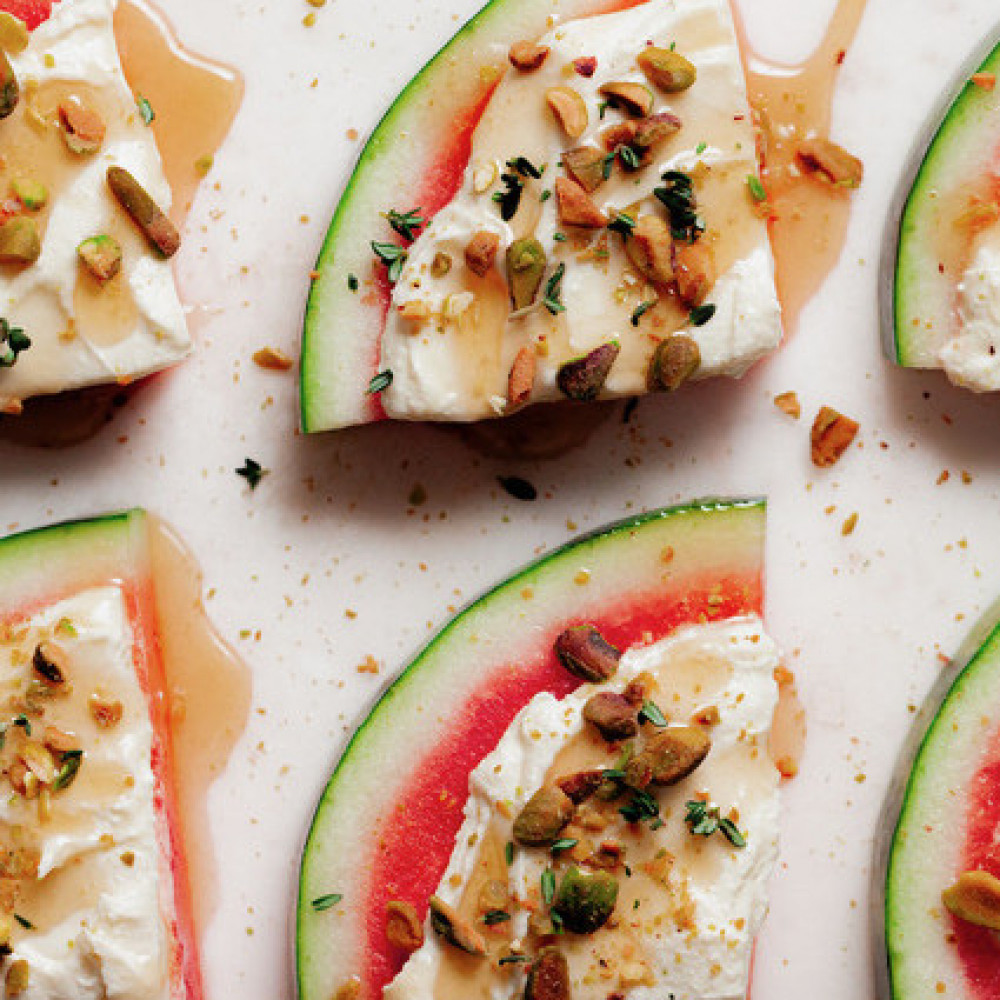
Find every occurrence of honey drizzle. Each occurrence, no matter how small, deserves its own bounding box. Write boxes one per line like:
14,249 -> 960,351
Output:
734,0 -> 869,330
147,515 -> 251,933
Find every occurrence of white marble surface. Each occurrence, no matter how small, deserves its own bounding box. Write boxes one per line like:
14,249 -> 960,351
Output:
3,0 -> 1000,998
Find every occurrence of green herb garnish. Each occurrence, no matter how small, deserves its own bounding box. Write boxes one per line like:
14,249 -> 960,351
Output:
12,714 -> 30,736
601,152 -> 616,180
618,145 -> 641,171
54,750 -> 83,791
653,170 -> 704,243
607,211 -> 636,237
550,838 -> 578,854
598,99 -> 610,120
371,241 -> 408,284
505,841 -> 515,866
499,954 -> 531,966
507,156 -> 542,180
493,171 -> 524,221
638,700 -> 668,727
543,263 -> 566,316
684,800 -> 746,848
0,319 -> 31,369
689,303 -> 716,327
630,300 -> 655,327
746,174 -> 767,203
136,94 -> 155,125
347,273 -> 359,292
386,207 -> 426,242
540,189 -> 552,203
235,458 -> 266,490
367,370 -> 393,395
695,141 -> 707,155
483,909 -> 511,925
312,893 -> 343,912
14,914 -> 33,930
553,232 -> 567,242
541,868 -> 556,906
498,475 -> 537,501
619,788 -> 660,825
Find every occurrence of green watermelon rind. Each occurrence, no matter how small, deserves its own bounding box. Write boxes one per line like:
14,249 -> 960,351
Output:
299,0 -> 641,433
885,29 -> 1000,368
879,602 -> 1000,998
296,497 -> 765,1000
0,510 -> 146,610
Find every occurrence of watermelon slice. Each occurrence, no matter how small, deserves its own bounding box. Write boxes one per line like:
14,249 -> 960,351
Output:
883,29 -> 1000,384
0,510 -> 201,1000
297,498 -> 765,1000
877,600 -> 1000,999
301,0 -> 716,433
0,0 -> 53,30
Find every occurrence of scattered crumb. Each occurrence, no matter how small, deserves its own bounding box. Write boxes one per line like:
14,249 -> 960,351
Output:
841,512 -> 858,536
252,347 -> 294,371
810,406 -> 859,467
773,391 -> 800,419
356,655 -> 380,675
936,470 -> 950,485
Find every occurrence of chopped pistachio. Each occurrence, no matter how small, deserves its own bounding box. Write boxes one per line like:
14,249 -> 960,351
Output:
637,48 -> 697,92
58,99 -> 105,155
106,166 -> 180,258
0,217 -> 40,265
598,81 -> 654,117
557,342 -> 620,401
0,49 -> 17,119
10,178 -> 47,211
509,40 -> 549,71
77,235 -> 123,285
506,237 -> 546,310
513,786 -> 575,846
546,86 -> 588,139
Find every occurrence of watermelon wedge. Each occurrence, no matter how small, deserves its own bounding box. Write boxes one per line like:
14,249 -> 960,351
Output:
883,28 -> 1000,387
877,600 -> 1000,999
0,0 -> 54,30
297,498 -> 766,1000
0,511 -> 201,1000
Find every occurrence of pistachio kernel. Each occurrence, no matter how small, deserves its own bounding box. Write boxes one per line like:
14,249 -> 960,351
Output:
0,217 -> 40,265
77,235 -> 123,285
637,47 -> 697,92
556,769 -> 607,805
648,335 -> 700,393
513,785 -> 574,846
582,692 -> 639,742
625,726 -> 711,788
562,146 -> 607,194
598,81 -> 654,117
525,947 -> 571,1000
555,177 -> 607,229
546,86 -> 588,139
428,895 -> 486,956
106,166 -> 180,258
465,229 -> 500,277
58,99 -> 106,155
509,40 -> 550,72
32,642 -> 68,686
385,900 -> 424,952
5,958 -> 28,998
506,237 -> 546,311
10,178 -> 47,212
554,625 -> 622,682
556,342 -> 620,402
552,865 -> 618,933
942,870 -> 1000,930
0,49 -> 17,120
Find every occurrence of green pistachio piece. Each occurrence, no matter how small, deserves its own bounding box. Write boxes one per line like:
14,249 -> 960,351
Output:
583,692 -> 639,742
506,237 -> 546,311
428,896 -> 486,956
624,726 -> 711,788
648,335 -> 700,392
0,216 -> 39,265
106,166 -> 180,258
554,625 -> 621,682
513,786 -> 574,846
552,865 -> 618,933
77,235 -> 123,285
0,48 -> 17,120
556,342 -> 620,402
638,47 -> 697,93
11,178 -> 47,212
598,81 -> 654,117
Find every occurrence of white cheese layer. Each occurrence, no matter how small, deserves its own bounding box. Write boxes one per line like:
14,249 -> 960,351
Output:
386,615 -> 781,1000
0,587 -> 169,1000
0,0 -> 190,406
381,0 -> 781,420
939,241 -> 1000,390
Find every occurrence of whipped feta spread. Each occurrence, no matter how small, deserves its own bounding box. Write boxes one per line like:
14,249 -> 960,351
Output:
0,0 -> 190,407
381,0 -> 781,420
939,239 -> 1000,390
0,587 -> 169,1000
386,616 -> 781,1000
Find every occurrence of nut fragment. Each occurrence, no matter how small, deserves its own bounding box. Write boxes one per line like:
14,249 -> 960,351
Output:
386,900 -> 424,952
634,111 -> 682,154
554,625 -> 621,682
598,81 -> 654,117
637,47 -> 697,92
507,346 -> 535,407
562,146 -> 607,195
106,166 -> 181,258
5,958 -> 28,997
943,870 -> 1000,930
506,238 -> 546,310
625,216 -> 673,285
32,642 -> 68,686
773,391 -> 801,419
0,50 -> 17,120
625,726 -> 711,788
0,843 -> 39,880
795,136 -> 863,188
810,406 -> 858,467
582,692 -> 638,741
555,177 -> 607,229
509,40 -> 550,71
77,235 -> 122,285
513,785 -> 574,846
430,251 -> 452,278
673,241 -> 715,307
465,230 -> 500,277
546,87 -> 588,139
552,865 -> 618,933
525,947 -> 571,1000
573,56 -> 597,78
0,13 -> 29,55
428,895 -> 486,956
0,217 -> 39,265
10,178 -> 46,212
252,347 -> 294,371
42,725 -> 80,755
648,335 -> 700,393
59,99 -> 106,155
556,769 -> 607,805
557,342 -> 620,402
89,692 -> 123,729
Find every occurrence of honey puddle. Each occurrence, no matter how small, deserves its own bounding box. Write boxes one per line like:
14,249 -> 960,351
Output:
147,514 -> 251,933
0,2 -> 243,449
734,0 -> 869,331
